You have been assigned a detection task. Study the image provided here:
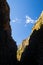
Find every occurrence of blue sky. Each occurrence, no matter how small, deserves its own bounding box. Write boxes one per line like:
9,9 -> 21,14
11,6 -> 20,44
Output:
7,0 -> 43,45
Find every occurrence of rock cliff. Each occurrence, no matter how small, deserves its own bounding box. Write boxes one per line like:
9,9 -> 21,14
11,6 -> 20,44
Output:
20,11 -> 43,65
17,37 -> 29,61
17,11 -> 43,65
0,0 -> 17,65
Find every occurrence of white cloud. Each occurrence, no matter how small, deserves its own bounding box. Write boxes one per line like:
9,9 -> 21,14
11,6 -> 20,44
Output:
12,18 -> 18,23
26,16 -> 36,24
11,16 -> 37,26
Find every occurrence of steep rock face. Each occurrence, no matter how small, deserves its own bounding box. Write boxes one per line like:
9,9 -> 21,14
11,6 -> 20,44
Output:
0,0 -> 11,35
0,0 -> 17,65
32,11 -> 43,31
17,37 -> 29,61
20,11 -> 43,65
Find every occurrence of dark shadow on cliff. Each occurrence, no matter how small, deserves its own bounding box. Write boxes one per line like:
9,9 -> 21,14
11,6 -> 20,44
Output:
0,0 -> 18,65
20,24 -> 43,65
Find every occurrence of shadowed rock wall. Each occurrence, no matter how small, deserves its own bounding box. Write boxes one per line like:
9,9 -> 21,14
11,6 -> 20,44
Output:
0,0 -> 17,65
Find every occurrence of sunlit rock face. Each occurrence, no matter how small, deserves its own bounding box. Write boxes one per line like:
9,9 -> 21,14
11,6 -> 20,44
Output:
32,11 -> 43,31
17,11 -> 43,61
17,37 -> 29,61
20,11 -> 43,65
0,0 -> 17,65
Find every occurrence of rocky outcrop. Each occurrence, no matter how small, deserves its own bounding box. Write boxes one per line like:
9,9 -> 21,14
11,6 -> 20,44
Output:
20,11 -> 43,65
17,37 -> 29,61
0,0 -> 17,65
32,11 -> 43,31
